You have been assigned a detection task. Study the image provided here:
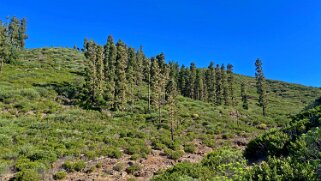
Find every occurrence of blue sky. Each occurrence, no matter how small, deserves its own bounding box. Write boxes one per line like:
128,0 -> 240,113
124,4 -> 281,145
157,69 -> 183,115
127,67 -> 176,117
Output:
1,0 -> 321,87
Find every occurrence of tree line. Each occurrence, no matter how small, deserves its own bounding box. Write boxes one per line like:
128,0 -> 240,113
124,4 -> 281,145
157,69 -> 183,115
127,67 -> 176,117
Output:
82,35 -> 268,117
0,16 -> 28,71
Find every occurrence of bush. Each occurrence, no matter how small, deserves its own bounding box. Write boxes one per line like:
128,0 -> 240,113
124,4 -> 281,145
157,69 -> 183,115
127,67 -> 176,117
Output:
0,134 -> 12,146
63,160 -> 86,172
152,162 -> 211,181
100,147 -> 123,159
53,170 -> 67,180
15,158 -> 46,171
113,163 -> 125,171
184,143 -> 196,153
126,164 -> 141,174
164,149 -> 184,160
27,150 -> 57,163
245,157 -> 317,181
202,148 -> 245,171
74,160 -> 86,171
245,130 -> 290,160
15,169 -> 42,181
257,123 -> 268,130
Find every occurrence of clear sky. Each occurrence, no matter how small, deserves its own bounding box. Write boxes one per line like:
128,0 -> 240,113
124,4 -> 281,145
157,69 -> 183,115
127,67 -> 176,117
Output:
1,0 -> 321,87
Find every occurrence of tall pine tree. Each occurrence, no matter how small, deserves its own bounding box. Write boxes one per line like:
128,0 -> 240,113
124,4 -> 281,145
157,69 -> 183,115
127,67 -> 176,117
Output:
205,62 -> 215,103
215,64 -> 222,105
83,40 -> 97,106
221,64 -> 229,106
189,63 -> 197,99
104,35 -> 117,109
135,46 -> 144,85
18,18 -> 27,48
255,59 -> 268,116
195,69 -> 204,100
178,65 -> 187,96
227,64 -> 234,105
127,48 -> 136,111
150,58 -> 162,122
166,77 -> 177,142
114,40 -> 128,111
0,21 -> 5,72
241,82 -> 249,110
95,45 -> 105,104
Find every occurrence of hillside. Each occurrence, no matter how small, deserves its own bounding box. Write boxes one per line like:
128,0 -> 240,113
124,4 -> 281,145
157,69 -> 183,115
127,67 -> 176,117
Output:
154,96 -> 321,180
0,48 -> 320,180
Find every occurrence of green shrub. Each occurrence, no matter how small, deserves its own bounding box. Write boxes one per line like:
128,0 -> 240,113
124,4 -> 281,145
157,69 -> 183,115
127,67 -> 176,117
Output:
15,169 -> 42,181
100,147 -> 122,159
74,160 -> 86,171
63,160 -> 86,172
113,163 -> 125,171
27,150 -> 57,163
152,162 -> 211,181
126,164 -> 141,174
15,158 -> 46,171
202,148 -> 246,172
53,170 -> 67,180
85,150 -> 96,160
245,157 -> 317,181
96,162 -> 102,168
164,149 -> 184,160
257,123 -> 268,130
0,134 -> 12,146
184,144 -> 196,153
130,154 -> 140,160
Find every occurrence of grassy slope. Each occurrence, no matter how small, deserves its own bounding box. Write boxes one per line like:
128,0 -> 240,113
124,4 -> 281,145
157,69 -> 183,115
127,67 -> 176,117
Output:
0,48 -> 320,179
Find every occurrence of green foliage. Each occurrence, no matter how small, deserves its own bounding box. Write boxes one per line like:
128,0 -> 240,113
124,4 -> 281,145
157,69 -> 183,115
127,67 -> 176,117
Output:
113,163 -> 125,171
164,149 -> 184,160
14,169 -> 41,181
245,157 -> 317,181
183,143 -> 196,153
53,170 -> 67,180
126,164 -> 141,174
63,160 -> 86,172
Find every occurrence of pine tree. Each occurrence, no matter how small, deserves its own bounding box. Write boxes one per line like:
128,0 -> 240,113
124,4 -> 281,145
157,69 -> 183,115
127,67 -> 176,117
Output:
215,64 -> 222,105
150,58 -> 161,122
205,62 -> 215,103
241,82 -> 249,110
143,56 -> 150,82
156,53 -> 168,122
135,46 -> 144,85
156,52 -> 166,75
189,62 -> 197,99
195,69 -> 204,100
178,65 -> 187,96
227,64 -> 235,106
168,61 -> 179,83
83,40 -> 97,106
127,48 -> 136,111
114,40 -> 128,111
104,35 -> 117,109
147,58 -> 151,112
166,77 -> 177,142
18,18 -> 27,48
0,21 -> 5,72
221,64 -> 229,106
255,59 -> 268,116
8,16 -> 20,48
95,45 -> 105,104
7,17 -> 20,63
